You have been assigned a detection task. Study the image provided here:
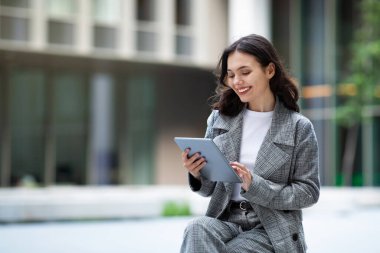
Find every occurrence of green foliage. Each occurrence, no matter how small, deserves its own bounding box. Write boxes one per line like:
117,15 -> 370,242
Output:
336,0 -> 380,127
352,172 -> 364,187
161,201 -> 191,217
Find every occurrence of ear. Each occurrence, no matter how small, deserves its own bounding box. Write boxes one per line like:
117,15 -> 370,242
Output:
266,63 -> 275,79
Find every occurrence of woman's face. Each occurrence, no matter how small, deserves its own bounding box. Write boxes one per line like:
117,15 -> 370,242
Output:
226,51 -> 275,110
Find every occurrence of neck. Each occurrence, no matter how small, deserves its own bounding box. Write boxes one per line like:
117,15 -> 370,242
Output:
248,93 -> 275,112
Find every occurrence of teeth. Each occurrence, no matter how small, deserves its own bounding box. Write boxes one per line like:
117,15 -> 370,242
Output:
238,87 -> 250,93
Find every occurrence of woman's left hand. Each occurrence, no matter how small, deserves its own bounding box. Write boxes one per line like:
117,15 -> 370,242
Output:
230,161 -> 252,191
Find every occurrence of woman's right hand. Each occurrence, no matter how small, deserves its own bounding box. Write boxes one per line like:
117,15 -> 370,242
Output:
181,148 -> 207,180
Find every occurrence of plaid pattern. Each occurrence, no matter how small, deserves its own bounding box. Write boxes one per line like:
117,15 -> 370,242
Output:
185,100 -> 320,253
181,216 -> 273,253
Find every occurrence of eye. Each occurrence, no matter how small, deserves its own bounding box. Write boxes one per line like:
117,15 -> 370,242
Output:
241,71 -> 251,75
227,72 -> 234,78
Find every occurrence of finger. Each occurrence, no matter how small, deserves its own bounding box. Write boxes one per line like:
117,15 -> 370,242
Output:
188,152 -> 201,164
191,157 -> 207,169
190,160 -> 207,174
182,152 -> 200,167
185,156 -> 205,171
188,156 -> 205,169
181,148 -> 190,161
232,166 -> 244,178
230,161 -> 246,170
233,166 -> 251,183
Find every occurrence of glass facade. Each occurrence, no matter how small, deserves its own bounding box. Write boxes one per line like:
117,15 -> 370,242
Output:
53,72 -> 88,185
126,76 -> 155,184
0,0 -> 223,187
272,0 -> 380,186
2,0 -> 377,187
0,51 -> 214,186
374,117 -> 380,185
9,69 -> 45,185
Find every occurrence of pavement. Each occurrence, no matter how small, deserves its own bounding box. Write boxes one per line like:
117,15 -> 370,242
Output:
0,187 -> 380,253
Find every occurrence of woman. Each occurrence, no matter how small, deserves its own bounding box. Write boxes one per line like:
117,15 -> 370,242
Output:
180,34 -> 320,253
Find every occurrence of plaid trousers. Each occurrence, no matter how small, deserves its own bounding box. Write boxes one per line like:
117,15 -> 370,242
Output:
180,210 -> 274,253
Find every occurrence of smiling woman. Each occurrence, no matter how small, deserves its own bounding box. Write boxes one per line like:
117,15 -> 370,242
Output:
212,34 -> 299,117
179,34 -> 320,253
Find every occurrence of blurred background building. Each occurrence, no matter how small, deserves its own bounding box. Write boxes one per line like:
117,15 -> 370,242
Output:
0,0 -> 379,188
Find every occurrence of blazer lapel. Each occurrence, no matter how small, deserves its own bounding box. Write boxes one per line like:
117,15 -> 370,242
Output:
253,101 -> 296,178
212,112 -> 244,162
211,111 -> 244,193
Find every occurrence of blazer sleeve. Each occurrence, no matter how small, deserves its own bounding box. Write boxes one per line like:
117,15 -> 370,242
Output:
241,118 -> 320,210
187,111 -> 217,197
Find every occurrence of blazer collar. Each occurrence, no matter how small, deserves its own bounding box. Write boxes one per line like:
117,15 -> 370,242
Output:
212,98 -> 296,147
269,100 -> 296,146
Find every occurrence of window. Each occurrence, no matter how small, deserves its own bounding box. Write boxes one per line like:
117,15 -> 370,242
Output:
136,31 -> 156,52
176,0 -> 191,25
0,0 -> 30,41
48,21 -> 74,45
137,0 -> 156,21
175,35 -> 192,56
53,72 -> 88,185
126,76 -> 155,184
175,0 -> 193,57
47,0 -> 75,17
0,16 -> 29,41
9,69 -> 45,186
0,0 -> 29,8
92,0 -> 120,50
93,0 -> 120,23
46,0 -> 76,46
135,0 -> 157,54
93,26 -> 117,49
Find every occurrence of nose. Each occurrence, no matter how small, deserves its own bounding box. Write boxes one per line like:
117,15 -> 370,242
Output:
233,76 -> 243,86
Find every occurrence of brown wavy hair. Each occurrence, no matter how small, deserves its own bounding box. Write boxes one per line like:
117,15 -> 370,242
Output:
211,34 -> 299,116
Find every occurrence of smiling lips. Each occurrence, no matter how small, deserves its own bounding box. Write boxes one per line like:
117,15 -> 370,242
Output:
237,86 -> 252,94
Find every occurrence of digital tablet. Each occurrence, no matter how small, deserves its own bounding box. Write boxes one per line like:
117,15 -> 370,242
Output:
174,137 -> 242,183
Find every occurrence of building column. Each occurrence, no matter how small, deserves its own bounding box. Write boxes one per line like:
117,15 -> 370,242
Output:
30,0 -> 46,50
77,0 -> 91,54
120,0 -> 136,58
158,0 -> 175,62
228,0 -> 272,42
0,64 -> 11,187
324,0 -> 338,186
362,115 -> 374,186
88,73 -> 114,185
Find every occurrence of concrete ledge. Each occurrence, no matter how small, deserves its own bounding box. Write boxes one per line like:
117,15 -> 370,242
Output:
0,186 -> 209,222
0,186 -> 379,222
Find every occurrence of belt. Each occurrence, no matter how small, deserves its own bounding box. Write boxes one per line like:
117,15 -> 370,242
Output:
230,200 -> 253,211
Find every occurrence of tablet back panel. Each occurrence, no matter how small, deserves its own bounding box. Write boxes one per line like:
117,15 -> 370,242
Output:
174,137 -> 242,183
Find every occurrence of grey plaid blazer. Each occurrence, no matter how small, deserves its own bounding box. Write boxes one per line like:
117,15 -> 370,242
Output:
188,100 -> 320,253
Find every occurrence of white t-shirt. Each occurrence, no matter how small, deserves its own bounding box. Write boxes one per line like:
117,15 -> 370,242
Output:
231,108 -> 274,201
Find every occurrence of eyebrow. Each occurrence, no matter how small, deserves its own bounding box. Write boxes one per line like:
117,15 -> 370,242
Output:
227,66 -> 250,72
